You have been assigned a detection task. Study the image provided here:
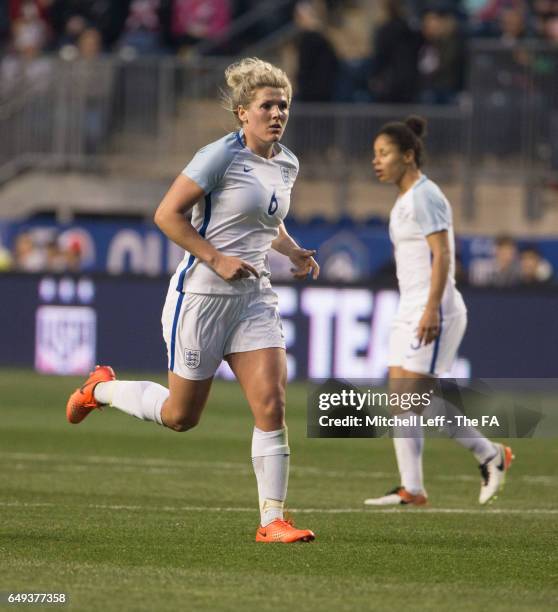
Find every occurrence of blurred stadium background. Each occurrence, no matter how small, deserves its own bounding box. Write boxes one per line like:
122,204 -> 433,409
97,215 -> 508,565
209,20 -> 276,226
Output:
2,2 -> 558,611
2,0 -> 558,378
0,0 -> 558,378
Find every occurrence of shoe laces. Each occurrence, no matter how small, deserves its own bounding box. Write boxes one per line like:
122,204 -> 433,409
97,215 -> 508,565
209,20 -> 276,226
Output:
282,508 -> 294,525
274,517 -> 294,529
386,486 -> 404,495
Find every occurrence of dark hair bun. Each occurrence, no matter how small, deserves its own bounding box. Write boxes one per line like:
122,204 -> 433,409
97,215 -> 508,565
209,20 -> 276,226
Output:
405,115 -> 427,139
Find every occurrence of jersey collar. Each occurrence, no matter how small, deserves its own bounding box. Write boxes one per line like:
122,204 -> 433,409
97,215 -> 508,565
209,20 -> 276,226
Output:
236,129 -> 282,160
235,130 -> 245,148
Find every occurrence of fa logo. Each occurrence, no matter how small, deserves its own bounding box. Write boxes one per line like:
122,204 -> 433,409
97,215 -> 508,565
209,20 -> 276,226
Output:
281,167 -> 290,185
185,348 -> 200,369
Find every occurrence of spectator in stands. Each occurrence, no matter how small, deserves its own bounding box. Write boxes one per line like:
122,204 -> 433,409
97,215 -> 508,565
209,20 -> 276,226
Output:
465,0 -> 526,36
418,6 -> 466,104
165,0 -> 232,54
72,27 -> 113,153
490,235 -> 521,286
77,25 -> 103,58
47,0 -> 129,49
1,2 -> 52,96
519,245 -> 554,285
534,0 -> 558,41
13,232 -> 46,272
10,1 -> 50,51
117,0 -> 167,57
368,0 -> 421,104
45,238 -> 68,273
293,1 -> 339,102
7,0 -> 52,28
56,13 -> 88,57
498,3 -> 531,44
65,239 -> 83,272
469,235 -> 522,286
12,230 -> 85,273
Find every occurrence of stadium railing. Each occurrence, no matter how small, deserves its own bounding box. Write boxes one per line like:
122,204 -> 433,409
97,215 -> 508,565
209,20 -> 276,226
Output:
1,40 -> 557,219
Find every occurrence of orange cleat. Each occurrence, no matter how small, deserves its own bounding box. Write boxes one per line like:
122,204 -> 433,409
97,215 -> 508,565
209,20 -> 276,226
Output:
66,365 -> 116,424
255,519 -> 315,543
364,486 -> 428,506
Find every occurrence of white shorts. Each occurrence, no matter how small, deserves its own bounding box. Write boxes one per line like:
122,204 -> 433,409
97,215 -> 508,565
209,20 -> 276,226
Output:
388,312 -> 467,377
162,287 -> 285,380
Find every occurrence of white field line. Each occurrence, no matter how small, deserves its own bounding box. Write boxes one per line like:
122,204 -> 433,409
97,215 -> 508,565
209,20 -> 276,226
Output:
0,451 -> 556,485
6,462 -> 490,482
0,451 -> 390,479
0,500 -> 557,516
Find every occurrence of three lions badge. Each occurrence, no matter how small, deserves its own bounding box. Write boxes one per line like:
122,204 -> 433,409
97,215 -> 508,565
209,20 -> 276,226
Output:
185,349 -> 200,369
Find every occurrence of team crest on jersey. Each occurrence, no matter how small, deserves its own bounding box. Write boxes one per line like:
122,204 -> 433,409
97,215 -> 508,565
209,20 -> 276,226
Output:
396,204 -> 412,222
281,167 -> 291,185
184,348 -> 200,369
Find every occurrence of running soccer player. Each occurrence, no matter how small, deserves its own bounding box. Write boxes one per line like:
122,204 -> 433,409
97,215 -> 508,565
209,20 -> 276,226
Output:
66,58 -> 319,543
364,116 -> 513,507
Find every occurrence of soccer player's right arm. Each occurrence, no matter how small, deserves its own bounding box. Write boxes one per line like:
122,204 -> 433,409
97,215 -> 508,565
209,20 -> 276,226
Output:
154,173 -> 258,281
154,174 -> 219,265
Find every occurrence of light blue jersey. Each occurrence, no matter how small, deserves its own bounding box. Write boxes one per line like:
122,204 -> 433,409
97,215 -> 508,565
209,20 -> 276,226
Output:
389,174 -> 466,319
173,130 -> 298,295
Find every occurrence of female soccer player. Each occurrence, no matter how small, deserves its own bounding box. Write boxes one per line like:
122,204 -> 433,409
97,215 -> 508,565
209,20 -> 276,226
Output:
364,116 -> 513,506
66,58 -> 319,543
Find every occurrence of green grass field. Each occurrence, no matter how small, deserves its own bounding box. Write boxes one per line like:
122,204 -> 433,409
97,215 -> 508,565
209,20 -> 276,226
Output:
1,369 -> 557,611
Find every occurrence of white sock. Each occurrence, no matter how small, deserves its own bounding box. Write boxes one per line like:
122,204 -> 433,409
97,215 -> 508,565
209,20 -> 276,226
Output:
422,397 -> 497,464
94,381 -> 167,425
251,427 -> 290,526
392,417 -> 425,494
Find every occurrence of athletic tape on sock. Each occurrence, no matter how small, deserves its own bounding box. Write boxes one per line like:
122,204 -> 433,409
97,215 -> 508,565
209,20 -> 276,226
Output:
251,427 -> 290,457
262,498 -> 284,512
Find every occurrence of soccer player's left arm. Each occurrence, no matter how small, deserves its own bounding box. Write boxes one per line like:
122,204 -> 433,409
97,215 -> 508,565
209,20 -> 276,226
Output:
418,230 -> 451,345
272,222 -> 320,280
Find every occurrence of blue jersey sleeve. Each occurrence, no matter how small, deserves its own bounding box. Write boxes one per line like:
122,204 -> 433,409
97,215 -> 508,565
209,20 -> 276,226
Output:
413,182 -> 450,236
182,132 -> 242,194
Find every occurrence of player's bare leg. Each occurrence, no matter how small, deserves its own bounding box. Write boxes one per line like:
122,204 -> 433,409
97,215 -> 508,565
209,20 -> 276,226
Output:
227,347 -> 286,431
226,348 -> 315,543
161,372 -> 213,431
68,366 -> 213,432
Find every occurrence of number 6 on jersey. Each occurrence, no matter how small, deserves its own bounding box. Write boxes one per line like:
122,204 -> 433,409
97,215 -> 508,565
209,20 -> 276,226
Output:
268,192 -> 278,215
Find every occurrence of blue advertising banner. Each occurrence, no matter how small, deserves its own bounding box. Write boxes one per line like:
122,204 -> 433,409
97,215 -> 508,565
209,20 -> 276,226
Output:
1,274 -> 556,379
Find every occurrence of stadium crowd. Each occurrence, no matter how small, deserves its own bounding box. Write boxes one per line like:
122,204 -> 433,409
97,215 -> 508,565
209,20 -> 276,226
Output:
2,1 -> 558,103
295,0 -> 558,104
467,235 -> 554,287
0,0 -> 298,59
1,225 -> 554,286
2,230 -> 84,274
1,1 -> 557,285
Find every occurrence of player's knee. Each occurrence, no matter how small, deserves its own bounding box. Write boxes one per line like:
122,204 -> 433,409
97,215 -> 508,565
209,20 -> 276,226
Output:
255,394 -> 285,428
163,405 -> 202,432
167,412 -> 200,432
